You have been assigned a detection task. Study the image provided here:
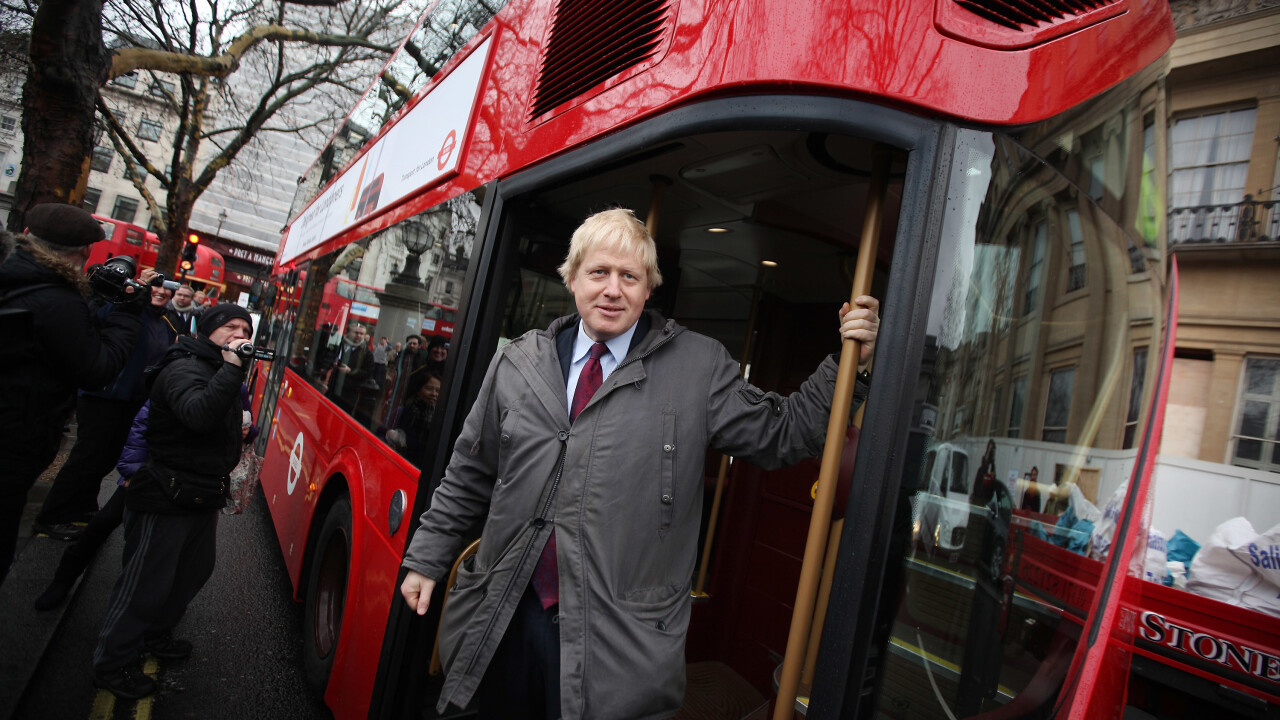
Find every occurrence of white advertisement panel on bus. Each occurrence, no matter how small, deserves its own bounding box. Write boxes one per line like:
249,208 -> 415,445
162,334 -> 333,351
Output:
278,37 -> 493,266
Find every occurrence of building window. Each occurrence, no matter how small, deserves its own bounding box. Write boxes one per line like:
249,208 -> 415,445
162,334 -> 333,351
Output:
125,158 -> 147,181
1042,367 -> 1075,443
1124,347 -> 1148,448
1168,107 -> 1256,243
1066,209 -> 1086,292
1232,357 -> 1280,473
0,115 -> 16,133
989,385 -> 1004,435
90,145 -> 113,173
113,73 -> 137,89
150,80 -> 175,98
1131,115 -> 1157,273
82,187 -> 102,214
445,281 -> 455,294
137,119 -> 162,142
1008,377 -> 1027,439
1024,221 -> 1046,315
1087,153 -> 1105,201
111,196 -> 139,223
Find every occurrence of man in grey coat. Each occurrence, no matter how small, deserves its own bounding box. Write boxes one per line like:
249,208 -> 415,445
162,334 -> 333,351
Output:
400,208 -> 880,719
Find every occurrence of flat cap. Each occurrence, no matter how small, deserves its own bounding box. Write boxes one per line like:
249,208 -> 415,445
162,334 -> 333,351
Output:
25,203 -> 106,247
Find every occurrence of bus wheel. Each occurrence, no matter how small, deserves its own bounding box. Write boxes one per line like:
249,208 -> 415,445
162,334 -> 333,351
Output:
303,496 -> 351,691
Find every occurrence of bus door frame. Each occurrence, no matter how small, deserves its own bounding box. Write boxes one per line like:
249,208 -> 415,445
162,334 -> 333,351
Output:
370,94 -> 944,720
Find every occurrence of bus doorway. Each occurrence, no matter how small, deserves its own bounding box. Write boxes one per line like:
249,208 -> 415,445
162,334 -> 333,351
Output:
474,127 -> 909,712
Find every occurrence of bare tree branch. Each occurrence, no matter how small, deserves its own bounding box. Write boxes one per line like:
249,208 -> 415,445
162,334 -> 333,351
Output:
108,25 -> 395,80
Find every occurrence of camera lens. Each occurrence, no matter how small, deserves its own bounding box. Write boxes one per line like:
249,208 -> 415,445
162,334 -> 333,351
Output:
103,255 -> 137,277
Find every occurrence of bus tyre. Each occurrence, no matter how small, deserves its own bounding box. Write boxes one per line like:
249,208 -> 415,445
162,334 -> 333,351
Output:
303,497 -> 352,692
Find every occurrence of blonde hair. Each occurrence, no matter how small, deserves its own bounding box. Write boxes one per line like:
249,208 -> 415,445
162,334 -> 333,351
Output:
557,208 -> 663,291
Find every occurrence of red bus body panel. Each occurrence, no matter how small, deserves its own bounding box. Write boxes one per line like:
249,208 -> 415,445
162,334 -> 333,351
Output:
276,0 -> 1174,272
257,368 -> 421,717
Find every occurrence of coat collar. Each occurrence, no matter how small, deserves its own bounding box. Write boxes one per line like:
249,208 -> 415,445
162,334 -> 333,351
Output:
503,310 -> 681,424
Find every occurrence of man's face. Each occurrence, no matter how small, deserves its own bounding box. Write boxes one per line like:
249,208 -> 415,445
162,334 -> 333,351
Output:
406,337 -> 421,352
174,287 -> 194,308
346,324 -> 366,344
208,318 -> 252,346
194,291 -> 207,306
569,246 -> 650,342
150,286 -> 174,307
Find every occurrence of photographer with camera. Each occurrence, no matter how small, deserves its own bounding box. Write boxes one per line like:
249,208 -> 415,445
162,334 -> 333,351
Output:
32,280 -> 178,542
0,204 -> 150,586
93,303 -> 253,699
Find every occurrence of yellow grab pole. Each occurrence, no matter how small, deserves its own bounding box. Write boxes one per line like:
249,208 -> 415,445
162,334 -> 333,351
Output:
645,175 -> 667,240
694,267 -> 765,597
801,517 -> 844,689
773,149 -> 888,719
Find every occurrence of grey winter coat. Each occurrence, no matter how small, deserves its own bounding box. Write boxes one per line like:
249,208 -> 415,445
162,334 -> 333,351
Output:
402,310 -> 866,719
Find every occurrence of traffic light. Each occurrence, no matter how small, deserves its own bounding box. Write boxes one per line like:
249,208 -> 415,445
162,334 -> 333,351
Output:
180,233 -> 199,273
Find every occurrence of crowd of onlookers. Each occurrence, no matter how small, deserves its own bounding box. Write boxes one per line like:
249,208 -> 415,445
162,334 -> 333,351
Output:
0,203 -> 257,699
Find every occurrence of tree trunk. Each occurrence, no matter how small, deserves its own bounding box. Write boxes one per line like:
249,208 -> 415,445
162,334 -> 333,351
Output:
8,0 -> 107,232
156,183 -> 197,278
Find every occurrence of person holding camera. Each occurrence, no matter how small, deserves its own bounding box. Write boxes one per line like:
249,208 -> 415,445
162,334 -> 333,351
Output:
93,303 -> 253,699
32,282 -> 178,541
0,204 -> 148,586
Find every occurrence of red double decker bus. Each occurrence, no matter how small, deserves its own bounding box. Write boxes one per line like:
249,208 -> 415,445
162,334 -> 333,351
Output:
86,215 -> 227,298
245,1 -> 1277,718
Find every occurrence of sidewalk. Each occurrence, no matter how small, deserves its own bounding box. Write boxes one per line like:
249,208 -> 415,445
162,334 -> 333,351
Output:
0,426 -> 85,720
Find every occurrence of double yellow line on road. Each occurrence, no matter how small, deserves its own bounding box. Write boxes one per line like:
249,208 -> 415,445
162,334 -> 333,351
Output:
88,656 -> 158,720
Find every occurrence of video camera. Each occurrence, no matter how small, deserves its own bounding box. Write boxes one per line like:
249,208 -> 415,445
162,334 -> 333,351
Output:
223,343 -> 276,362
87,255 -> 181,304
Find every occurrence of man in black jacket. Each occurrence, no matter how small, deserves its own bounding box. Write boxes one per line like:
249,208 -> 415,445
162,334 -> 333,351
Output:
33,283 -> 178,541
93,303 -> 252,699
0,204 -> 147,586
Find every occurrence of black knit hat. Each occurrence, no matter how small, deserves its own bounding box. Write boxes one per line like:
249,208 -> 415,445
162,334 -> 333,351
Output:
197,302 -> 253,337
25,204 -> 106,247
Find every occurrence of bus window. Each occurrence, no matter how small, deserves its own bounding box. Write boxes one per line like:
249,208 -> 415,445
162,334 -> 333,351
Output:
883,69 -> 1164,718
124,228 -> 145,246
289,190 -> 484,467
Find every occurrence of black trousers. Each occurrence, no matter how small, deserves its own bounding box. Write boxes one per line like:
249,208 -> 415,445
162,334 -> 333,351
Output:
0,461 -> 44,586
94,508 -> 218,672
52,486 -> 125,584
37,395 -> 142,525
477,587 -> 562,720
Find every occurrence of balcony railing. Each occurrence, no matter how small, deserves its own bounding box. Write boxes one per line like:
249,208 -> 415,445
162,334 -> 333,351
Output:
1168,198 -> 1280,245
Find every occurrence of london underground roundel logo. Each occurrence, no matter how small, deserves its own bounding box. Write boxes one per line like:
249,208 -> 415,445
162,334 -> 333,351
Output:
287,432 -> 304,495
438,129 -> 457,171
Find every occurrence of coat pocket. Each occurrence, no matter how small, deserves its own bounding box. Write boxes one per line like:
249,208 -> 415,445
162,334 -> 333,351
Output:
147,460 -> 229,510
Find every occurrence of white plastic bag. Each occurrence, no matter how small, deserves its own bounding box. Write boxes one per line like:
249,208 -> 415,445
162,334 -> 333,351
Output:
1090,481 -> 1127,560
1227,522 -> 1280,589
1144,528 -> 1168,585
224,445 -> 263,515
1187,517 -> 1280,617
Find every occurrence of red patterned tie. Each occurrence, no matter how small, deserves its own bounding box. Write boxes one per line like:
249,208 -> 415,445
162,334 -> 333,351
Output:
531,342 -> 607,609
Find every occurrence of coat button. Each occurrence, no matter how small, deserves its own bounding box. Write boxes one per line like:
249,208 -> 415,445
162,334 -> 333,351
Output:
663,444 -> 673,452
661,494 -> 673,504
533,518 -> 545,528
656,621 -> 666,630
558,430 -> 569,441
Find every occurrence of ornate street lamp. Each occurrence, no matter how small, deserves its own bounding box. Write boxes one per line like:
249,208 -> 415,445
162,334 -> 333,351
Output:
395,216 -> 431,285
